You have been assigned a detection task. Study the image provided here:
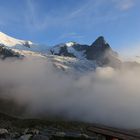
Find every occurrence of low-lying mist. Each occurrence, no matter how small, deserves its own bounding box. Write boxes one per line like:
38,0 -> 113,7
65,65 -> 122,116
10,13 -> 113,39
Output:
0,57 -> 140,129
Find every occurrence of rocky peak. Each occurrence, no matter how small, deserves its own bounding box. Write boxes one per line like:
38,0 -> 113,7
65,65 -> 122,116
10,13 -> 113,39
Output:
91,36 -> 110,49
86,36 -> 111,60
84,36 -> 121,67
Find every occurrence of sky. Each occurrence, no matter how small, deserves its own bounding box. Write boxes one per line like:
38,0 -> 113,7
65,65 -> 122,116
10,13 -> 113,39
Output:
0,0 -> 140,56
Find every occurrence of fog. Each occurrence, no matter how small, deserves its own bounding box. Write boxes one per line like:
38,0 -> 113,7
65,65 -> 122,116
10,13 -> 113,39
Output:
0,57 -> 140,129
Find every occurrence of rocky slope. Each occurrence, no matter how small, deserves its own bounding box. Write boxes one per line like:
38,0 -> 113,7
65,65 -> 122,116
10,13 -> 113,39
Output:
0,44 -> 22,59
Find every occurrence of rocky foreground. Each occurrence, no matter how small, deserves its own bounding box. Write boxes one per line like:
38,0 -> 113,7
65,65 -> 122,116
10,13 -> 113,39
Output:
1,112 -> 140,140
0,112 -> 107,140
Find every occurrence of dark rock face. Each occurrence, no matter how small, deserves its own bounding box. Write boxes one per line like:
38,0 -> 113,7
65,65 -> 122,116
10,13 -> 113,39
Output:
0,44 -> 22,59
73,44 -> 89,52
23,41 -> 31,48
50,36 -> 121,68
54,45 -> 76,57
86,36 -> 111,60
91,36 -> 108,48
85,36 -> 121,67
50,42 -> 89,58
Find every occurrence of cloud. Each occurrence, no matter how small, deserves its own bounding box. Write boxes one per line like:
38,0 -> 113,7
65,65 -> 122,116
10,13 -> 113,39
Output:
119,42 -> 140,58
24,0 -> 131,32
66,0 -> 129,25
0,0 -> 135,34
0,57 -> 140,129
112,0 -> 135,11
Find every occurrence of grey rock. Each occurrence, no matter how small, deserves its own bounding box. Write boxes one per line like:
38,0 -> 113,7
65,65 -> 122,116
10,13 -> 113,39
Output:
0,44 -> 23,59
18,134 -> 32,140
0,129 -> 8,135
32,135 -> 49,140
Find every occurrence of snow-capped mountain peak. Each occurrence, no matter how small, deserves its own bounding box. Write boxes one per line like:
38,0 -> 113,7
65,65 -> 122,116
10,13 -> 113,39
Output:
49,41 -> 86,59
65,41 -> 78,47
0,31 -> 122,72
0,31 -> 33,48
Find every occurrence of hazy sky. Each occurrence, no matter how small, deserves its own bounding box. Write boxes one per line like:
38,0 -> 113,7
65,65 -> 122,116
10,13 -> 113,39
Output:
0,0 -> 140,55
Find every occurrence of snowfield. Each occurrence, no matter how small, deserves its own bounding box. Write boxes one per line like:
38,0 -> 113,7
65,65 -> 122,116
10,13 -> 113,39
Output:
0,32 -> 99,72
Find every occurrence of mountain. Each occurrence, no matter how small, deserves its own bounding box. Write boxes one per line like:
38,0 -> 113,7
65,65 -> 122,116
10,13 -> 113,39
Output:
49,36 -> 121,68
0,32 -> 33,48
0,31 -> 122,71
50,42 -> 88,59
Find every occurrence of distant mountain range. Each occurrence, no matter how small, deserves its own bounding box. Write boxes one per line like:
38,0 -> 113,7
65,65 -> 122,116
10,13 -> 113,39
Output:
0,31 -> 138,72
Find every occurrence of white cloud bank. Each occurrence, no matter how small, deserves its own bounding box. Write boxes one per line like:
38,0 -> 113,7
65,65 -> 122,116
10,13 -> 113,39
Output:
0,57 -> 140,129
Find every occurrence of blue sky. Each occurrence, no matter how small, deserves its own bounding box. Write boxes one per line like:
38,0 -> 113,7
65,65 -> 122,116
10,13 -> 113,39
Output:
0,0 -> 140,56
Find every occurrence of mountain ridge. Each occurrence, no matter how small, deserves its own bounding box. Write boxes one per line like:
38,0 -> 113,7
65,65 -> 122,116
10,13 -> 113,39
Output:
0,31 -> 124,71
50,36 -> 121,68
